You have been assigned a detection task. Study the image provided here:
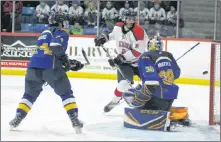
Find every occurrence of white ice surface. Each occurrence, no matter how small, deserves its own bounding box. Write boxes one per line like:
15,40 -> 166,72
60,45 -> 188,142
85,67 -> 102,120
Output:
1,76 -> 220,141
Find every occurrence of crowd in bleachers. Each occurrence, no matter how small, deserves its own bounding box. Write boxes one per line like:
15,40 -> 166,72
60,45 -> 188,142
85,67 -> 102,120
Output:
1,0 -> 183,37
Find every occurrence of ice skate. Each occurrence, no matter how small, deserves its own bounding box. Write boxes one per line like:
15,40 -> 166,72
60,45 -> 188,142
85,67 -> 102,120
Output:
178,118 -> 192,127
9,113 -> 25,130
173,114 -> 192,127
167,121 -> 183,132
68,113 -> 83,134
104,96 -> 122,113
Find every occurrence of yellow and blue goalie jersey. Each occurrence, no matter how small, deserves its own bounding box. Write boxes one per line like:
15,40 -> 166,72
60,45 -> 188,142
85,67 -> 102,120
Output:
138,50 -> 181,99
28,29 -> 69,69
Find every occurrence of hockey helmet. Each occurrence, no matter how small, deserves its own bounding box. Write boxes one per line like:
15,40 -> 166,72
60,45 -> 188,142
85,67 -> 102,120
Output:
49,20 -> 70,33
49,23 -> 63,34
122,10 -> 137,21
147,36 -> 163,51
122,10 -> 137,29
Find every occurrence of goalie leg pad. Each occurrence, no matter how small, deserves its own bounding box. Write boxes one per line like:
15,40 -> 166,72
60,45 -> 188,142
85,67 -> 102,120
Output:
124,108 -> 170,131
169,107 -> 189,120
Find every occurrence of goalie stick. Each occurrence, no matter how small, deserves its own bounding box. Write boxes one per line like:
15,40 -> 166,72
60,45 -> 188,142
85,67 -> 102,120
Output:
100,42 -> 201,88
100,42 -> 201,111
176,42 -> 200,61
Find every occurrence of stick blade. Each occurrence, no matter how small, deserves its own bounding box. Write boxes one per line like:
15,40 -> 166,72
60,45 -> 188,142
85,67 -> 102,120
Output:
81,48 -> 90,65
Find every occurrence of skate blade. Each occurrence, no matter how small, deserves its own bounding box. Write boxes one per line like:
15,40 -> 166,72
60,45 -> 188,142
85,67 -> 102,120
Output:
170,124 -> 184,132
9,125 -> 16,131
74,127 -> 82,134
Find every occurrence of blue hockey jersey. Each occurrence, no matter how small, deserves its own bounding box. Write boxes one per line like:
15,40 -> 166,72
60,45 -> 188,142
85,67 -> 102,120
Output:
28,28 -> 69,69
52,28 -> 69,52
48,28 -> 69,57
138,51 -> 181,99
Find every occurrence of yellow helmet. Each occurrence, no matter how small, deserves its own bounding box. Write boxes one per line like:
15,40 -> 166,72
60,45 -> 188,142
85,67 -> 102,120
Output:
147,36 -> 163,51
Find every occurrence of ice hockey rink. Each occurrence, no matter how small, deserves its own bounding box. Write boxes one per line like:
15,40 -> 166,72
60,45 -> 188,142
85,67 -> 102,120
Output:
1,75 -> 220,141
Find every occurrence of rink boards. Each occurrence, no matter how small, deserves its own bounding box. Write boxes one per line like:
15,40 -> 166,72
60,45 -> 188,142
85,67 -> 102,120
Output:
1,33 -> 217,86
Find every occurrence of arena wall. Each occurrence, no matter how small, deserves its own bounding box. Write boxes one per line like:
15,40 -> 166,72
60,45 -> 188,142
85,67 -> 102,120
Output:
0,32 -> 213,86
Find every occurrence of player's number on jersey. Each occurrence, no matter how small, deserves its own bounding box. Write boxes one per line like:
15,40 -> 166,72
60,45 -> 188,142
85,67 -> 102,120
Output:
35,43 -> 52,55
159,69 -> 174,85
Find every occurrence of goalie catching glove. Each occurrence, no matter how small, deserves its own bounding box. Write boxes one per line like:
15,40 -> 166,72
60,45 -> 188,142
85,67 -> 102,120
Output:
108,54 -> 126,67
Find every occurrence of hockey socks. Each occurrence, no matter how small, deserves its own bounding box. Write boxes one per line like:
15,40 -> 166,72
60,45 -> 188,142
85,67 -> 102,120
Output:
104,80 -> 131,113
60,91 -> 83,133
60,91 -> 78,115
17,93 -> 40,117
10,93 -> 40,129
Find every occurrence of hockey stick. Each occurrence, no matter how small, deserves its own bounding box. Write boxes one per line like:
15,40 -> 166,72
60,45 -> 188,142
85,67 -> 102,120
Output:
81,48 -> 90,65
176,42 -> 200,61
101,45 -> 133,86
101,42 -> 200,85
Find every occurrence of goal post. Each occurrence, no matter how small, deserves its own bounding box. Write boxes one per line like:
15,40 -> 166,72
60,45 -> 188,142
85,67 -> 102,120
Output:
209,41 -> 220,125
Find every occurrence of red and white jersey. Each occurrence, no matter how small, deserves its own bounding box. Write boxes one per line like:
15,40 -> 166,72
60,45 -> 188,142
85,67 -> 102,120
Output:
109,22 -> 148,67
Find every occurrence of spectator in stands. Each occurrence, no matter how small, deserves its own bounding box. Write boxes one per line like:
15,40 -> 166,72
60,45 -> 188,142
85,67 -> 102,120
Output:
149,2 -> 166,25
146,22 -> 174,38
84,1 -> 98,27
70,22 -> 83,35
22,1 -> 39,7
15,1 -> 23,30
84,0 -> 97,8
119,1 -> 134,21
167,6 -> 177,26
35,1 -> 50,24
69,0 -> 84,25
2,1 -> 23,31
134,2 -> 150,26
2,1 -> 13,32
44,1 -> 55,7
102,1 -> 118,30
161,1 -> 177,12
49,0 -> 69,25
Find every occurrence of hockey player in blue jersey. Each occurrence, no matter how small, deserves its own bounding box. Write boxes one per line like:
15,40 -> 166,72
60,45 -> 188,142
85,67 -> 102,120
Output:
122,37 -> 190,131
9,27 -> 84,133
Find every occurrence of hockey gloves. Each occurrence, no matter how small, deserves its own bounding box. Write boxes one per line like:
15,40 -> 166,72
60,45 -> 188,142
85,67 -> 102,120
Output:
70,59 -> 84,71
60,54 -> 71,72
94,33 -> 109,46
108,54 -> 126,67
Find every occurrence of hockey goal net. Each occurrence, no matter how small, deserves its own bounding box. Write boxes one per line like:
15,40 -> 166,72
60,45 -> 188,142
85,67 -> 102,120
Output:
209,41 -> 220,125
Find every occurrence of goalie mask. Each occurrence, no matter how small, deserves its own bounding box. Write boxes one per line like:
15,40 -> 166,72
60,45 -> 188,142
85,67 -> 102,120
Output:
147,36 -> 163,51
122,11 -> 137,30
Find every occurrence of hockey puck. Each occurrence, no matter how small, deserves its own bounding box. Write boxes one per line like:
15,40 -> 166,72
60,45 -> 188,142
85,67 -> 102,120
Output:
203,71 -> 208,75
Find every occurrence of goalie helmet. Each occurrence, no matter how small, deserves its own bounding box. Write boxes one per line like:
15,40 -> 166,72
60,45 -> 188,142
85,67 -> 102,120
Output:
147,36 -> 163,51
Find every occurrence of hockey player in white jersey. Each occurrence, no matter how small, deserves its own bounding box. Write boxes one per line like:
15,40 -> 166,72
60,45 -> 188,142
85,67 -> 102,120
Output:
94,11 -> 148,113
